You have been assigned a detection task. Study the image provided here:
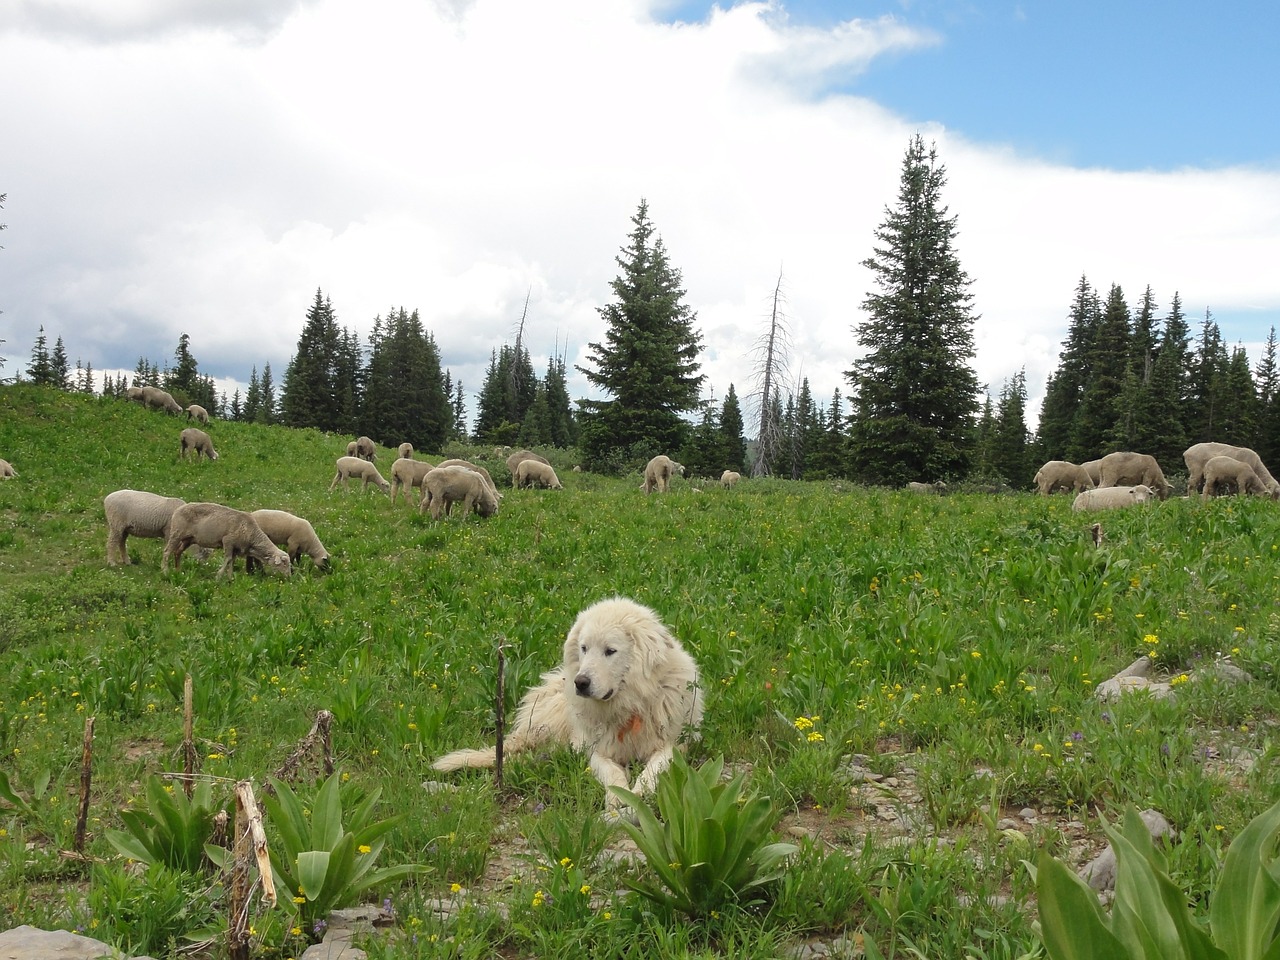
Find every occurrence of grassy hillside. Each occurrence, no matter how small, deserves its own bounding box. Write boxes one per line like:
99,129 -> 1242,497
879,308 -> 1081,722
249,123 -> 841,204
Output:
1,383 -> 1279,958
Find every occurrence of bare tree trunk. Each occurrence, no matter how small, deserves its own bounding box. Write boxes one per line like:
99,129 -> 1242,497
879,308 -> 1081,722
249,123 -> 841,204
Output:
753,268 -> 790,477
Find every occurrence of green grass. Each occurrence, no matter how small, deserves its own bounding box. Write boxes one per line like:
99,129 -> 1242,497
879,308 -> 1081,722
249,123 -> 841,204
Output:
2,383 -> 1280,958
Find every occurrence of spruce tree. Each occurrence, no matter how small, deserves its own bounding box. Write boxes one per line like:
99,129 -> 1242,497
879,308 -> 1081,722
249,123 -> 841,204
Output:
244,366 -> 261,422
51,337 -> 70,390
362,308 -> 450,450
282,290 -> 349,432
1073,283 -> 1130,456
167,333 -> 200,399
542,356 -> 575,447
1218,345 -> 1258,445
1146,293 -> 1191,467
1253,327 -> 1280,464
992,370 -> 1032,489
256,363 -> 276,424
27,326 -> 53,385
1036,276 -> 1099,459
577,199 -> 704,470
719,384 -> 746,473
1186,310 -> 1230,444
846,136 -> 980,486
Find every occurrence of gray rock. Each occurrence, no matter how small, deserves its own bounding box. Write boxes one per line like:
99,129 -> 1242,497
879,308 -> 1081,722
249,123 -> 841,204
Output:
1079,809 -> 1173,891
0,926 -> 154,960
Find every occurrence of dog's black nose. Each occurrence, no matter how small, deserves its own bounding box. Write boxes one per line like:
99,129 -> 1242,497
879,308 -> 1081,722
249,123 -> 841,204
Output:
574,675 -> 591,696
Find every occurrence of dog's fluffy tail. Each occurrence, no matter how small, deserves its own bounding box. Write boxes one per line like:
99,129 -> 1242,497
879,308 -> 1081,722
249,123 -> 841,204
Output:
431,677 -> 566,772
432,732 -> 538,772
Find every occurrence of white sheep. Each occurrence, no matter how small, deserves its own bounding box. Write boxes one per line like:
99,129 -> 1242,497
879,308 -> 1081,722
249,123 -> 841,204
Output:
329,456 -> 391,494
390,457 -> 436,505
1201,455 -> 1274,500
506,449 -> 549,486
420,465 -> 500,520
398,442 -> 414,460
514,459 -> 562,489
437,458 -> 500,496
185,404 -> 210,424
1184,442 -> 1280,497
906,480 -> 946,494
162,502 -> 291,579
720,470 -> 741,489
249,509 -> 330,569
125,385 -> 145,403
138,385 -> 183,415
180,427 -> 219,461
0,459 -> 16,479
1072,484 -> 1155,512
642,455 -> 684,494
104,489 -> 188,566
352,436 -> 377,461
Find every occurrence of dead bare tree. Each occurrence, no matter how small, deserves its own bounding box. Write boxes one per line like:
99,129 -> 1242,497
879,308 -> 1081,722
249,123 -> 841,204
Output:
750,267 -> 792,477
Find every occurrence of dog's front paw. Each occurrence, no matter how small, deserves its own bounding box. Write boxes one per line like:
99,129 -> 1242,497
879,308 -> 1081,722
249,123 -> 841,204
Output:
601,802 -> 640,826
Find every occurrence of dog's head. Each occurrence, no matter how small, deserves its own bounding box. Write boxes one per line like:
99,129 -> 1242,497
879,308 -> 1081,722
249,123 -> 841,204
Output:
563,597 -> 676,702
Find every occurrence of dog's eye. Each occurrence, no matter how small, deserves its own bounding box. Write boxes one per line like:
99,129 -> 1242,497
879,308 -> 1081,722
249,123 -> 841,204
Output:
580,644 -> 587,653
604,647 -> 616,657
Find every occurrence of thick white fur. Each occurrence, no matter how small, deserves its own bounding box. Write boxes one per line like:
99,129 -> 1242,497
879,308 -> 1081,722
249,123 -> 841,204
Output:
432,597 -> 703,814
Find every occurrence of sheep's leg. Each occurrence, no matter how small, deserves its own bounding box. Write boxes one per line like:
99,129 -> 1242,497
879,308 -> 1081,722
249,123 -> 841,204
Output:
218,540 -> 237,579
327,471 -> 342,492
462,493 -> 476,517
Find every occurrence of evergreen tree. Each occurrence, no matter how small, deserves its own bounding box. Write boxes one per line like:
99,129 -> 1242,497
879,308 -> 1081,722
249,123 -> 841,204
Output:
229,389 -> 243,421
973,393 -> 996,478
1036,276 -> 1099,458
282,290 -> 351,432
1145,292 -> 1191,467
1218,345 -> 1258,445
1186,310 -> 1230,444
719,384 -> 746,473
542,356 -> 576,448
991,370 -> 1032,488
361,308 -> 450,450
452,378 -> 468,441
577,199 -> 704,470
1121,287 -> 1164,453
809,388 -> 846,479
474,345 -> 538,443
256,363 -> 276,424
244,366 -> 262,422
679,398 -> 723,479
51,337 -> 70,390
167,333 -> 200,400
27,326 -> 53,385
1073,283 -> 1130,456
75,360 -> 96,394
1254,327 -> 1280,464
846,136 -> 980,486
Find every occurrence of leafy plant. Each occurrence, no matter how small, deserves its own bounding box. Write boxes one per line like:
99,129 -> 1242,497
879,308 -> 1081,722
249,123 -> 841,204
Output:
611,753 -> 797,918
0,765 -> 52,821
105,776 -> 225,874
86,860 -> 220,958
1032,799 -> 1280,960
256,771 -> 428,938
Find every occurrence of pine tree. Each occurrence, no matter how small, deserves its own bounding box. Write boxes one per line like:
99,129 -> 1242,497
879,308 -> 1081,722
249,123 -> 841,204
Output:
282,290 -> 351,432
991,370 -> 1032,488
167,333 -> 200,400
27,327 -> 53,385
1218,345 -> 1258,444
51,337 -> 70,390
810,388 -> 847,479
1253,327 -> 1280,464
361,308 -> 450,450
846,136 -> 980,486
1036,276 -> 1099,459
577,199 -> 705,471
244,366 -> 261,422
973,393 -> 996,478
229,389 -> 243,421
719,384 -> 746,473
1186,310 -> 1230,444
1146,292 -> 1191,467
1073,283 -> 1130,456
256,363 -> 276,424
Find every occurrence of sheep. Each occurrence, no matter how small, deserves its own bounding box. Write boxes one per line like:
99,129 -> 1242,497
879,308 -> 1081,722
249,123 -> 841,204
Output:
185,404 -> 209,424
0,459 -> 16,479
506,449 -> 550,485
1201,455 -> 1274,500
248,509 -> 330,570
721,470 -> 741,489
352,436 -> 377,461
1033,460 -> 1094,495
125,385 -> 145,403
420,465 -> 500,520
162,501 -> 291,579
398,442 -> 414,460
1072,484 -> 1155,512
390,457 -> 436,505
328,456 -> 391,494
642,455 -> 685,494
1098,451 -> 1172,500
103,489 -> 188,566
180,427 -> 219,461
138,385 -> 183,415
1184,442 -> 1280,497
1080,459 -> 1104,487
346,440 -> 358,457
514,459 -> 562,489
906,480 -> 946,494
437,459 -> 500,496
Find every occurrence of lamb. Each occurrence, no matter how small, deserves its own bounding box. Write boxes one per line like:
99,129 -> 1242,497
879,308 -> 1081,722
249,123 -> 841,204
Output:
180,427 -> 219,461
1033,460 -> 1094,495
906,480 -> 946,494
162,502 -> 291,579
390,457 -> 436,505
1200,455 -> 1274,500
0,459 -> 15,479
248,509 -> 330,569
1072,485 -> 1155,512
352,436 -> 377,461
720,470 -> 741,489
1098,451 -> 1173,500
437,459 -> 499,496
185,404 -> 210,424
103,489 -> 188,565
397,442 -> 414,460
642,454 -> 685,494
328,456 -> 391,494
139,385 -> 183,415
1184,442 -> 1280,497
514,459 -> 562,489
420,465 -> 500,520
506,449 -> 550,485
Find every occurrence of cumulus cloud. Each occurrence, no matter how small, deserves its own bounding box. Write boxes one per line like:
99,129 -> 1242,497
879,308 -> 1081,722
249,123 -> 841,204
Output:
1,0 -> 317,43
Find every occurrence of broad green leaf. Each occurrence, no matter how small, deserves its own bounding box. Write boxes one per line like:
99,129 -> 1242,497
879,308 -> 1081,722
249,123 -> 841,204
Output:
1110,831 -> 1184,960
104,827 -> 154,864
1034,850 -> 1131,960
312,772 -> 345,851
297,850 -> 331,902
1211,798 -> 1280,960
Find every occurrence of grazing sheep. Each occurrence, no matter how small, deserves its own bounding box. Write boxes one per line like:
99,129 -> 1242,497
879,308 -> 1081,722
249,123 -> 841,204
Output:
0,459 -> 15,479
1201,455 -> 1274,500
390,457 -> 436,505
721,470 -> 741,489
125,385 -> 145,403
180,427 -> 219,461
1080,459 -> 1104,487
398,442 -> 414,460
162,502 -> 291,579
1098,451 -> 1172,500
906,480 -> 946,494
249,509 -> 330,569
1072,485 -> 1155,512
185,404 -> 209,424
506,449 -> 550,485
515,459 -> 563,489
420,465 -> 500,520
352,436 -> 377,461
139,385 -> 183,415
103,489 -> 188,566
1184,442 -> 1280,497
642,455 -> 685,494
346,440 -> 358,457
437,459 -> 499,496
1033,460 -> 1095,495
328,456 -> 391,494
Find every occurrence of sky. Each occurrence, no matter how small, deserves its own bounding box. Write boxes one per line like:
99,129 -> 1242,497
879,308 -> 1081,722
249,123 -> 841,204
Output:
2,0 -> 1278,433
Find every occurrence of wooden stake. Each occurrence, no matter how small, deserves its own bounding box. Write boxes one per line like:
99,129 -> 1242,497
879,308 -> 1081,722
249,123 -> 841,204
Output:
266,710 -> 334,794
182,674 -> 195,797
229,780 -> 276,960
73,716 -> 94,853
495,643 -> 507,793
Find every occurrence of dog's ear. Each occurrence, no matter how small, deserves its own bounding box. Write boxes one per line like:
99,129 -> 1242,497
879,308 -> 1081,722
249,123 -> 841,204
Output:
562,617 -> 583,668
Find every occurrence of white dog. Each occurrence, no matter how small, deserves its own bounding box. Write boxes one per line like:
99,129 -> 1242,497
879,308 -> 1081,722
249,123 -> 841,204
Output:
432,596 -> 703,815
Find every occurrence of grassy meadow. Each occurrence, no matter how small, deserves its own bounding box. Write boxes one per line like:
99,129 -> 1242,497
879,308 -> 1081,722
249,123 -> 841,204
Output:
2,383 -> 1280,958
